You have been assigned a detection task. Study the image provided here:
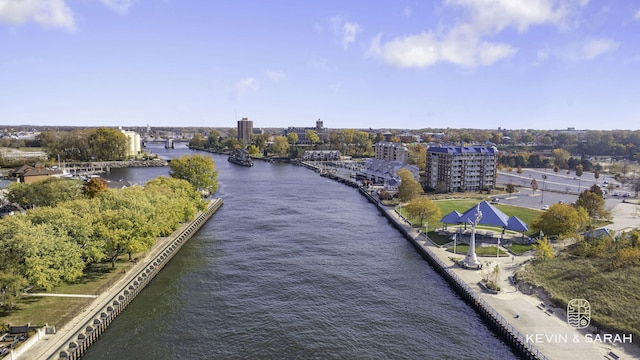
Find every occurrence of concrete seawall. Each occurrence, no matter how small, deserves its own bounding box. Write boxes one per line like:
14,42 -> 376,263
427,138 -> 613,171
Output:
20,198 -> 223,360
359,188 -> 546,360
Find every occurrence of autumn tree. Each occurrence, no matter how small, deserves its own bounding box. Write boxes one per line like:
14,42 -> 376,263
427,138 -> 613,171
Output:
287,132 -> 299,144
83,177 -> 108,198
272,136 -> 289,156
306,130 -> 320,144
533,237 -> 554,260
531,203 -> 590,237
169,154 -> 219,195
397,168 -> 422,202
404,196 -> 442,229
575,186 -> 610,222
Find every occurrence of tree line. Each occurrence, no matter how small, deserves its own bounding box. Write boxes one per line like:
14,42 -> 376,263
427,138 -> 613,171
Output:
0,154 -> 218,309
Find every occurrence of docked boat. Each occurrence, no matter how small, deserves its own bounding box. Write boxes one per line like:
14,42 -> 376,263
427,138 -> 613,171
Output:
227,149 -> 254,167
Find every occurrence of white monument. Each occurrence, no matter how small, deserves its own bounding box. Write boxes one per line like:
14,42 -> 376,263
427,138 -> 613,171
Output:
463,204 -> 482,268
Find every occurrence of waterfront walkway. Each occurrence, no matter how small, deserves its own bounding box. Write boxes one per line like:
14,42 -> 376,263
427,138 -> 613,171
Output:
383,205 -> 640,360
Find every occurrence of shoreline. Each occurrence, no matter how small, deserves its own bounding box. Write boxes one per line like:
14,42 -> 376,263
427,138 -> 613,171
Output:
358,187 -> 640,360
14,198 -> 223,360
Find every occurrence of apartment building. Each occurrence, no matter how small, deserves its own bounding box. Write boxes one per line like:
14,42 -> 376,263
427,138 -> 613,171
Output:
425,145 -> 497,192
237,117 -> 253,143
374,142 -> 408,165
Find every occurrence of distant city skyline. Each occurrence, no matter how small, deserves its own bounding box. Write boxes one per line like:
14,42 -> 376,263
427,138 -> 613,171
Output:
1,1 -> 639,130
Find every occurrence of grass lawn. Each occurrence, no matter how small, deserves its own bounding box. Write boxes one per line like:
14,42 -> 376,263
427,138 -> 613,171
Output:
399,198 -> 540,236
446,244 -> 509,257
427,231 -> 453,246
0,257 -> 134,327
508,243 -> 535,255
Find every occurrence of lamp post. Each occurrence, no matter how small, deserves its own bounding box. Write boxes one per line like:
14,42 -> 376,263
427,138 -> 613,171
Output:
541,174 -> 547,204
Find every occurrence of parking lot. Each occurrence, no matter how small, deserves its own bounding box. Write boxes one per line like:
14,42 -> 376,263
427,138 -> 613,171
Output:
495,168 -> 635,212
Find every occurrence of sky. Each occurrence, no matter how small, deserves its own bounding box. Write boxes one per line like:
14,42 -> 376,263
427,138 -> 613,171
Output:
1,0 -> 639,131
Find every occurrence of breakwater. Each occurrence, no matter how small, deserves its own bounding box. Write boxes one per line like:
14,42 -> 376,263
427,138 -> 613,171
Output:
41,198 -> 222,360
358,188 -> 546,360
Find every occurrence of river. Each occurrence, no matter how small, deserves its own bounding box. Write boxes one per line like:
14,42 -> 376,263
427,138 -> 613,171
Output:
83,144 -> 516,359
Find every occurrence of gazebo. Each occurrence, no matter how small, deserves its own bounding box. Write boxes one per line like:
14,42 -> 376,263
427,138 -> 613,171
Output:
440,200 -> 529,268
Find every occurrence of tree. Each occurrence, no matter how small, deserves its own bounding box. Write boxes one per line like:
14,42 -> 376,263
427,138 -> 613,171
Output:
404,196 -> 442,228
306,130 -> 320,144
575,164 -> 583,191
575,186 -> 610,221
531,203 -> 590,237
88,127 -> 128,161
612,247 -> 640,279
506,183 -> 516,194
272,136 -> 289,156
287,132 -> 299,144
7,177 -> 83,207
83,177 -> 108,198
169,154 -> 219,195
552,148 -> 570,168
397,168 -> 422,202
533,237 -> 554,260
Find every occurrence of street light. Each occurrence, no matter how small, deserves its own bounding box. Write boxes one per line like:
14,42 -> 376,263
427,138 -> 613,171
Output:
541,174 -> 547,204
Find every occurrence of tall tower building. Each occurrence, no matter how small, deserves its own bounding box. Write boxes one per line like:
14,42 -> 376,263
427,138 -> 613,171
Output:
237,117 -> 253,143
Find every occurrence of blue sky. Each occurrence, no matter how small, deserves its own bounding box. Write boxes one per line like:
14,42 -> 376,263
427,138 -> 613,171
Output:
1,0 -> 639,130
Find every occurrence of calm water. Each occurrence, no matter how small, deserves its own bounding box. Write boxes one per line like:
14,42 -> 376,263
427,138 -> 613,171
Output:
83,144 -> 516,359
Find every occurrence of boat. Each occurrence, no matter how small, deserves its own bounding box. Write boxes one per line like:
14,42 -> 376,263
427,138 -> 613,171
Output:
227,149 -> 254,167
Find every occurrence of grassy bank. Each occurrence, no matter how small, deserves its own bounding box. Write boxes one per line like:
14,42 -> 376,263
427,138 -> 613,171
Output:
0,257 -> 134,328
516,254 -> 640,339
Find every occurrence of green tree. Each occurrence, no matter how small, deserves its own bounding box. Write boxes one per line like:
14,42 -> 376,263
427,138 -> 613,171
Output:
169,154 -> 219,195
7,177 -> 83,207
506,183 -> 516,194
88,127 -> 128,161
397,168 -> 422,202
207,129 -> 222,148
404,196 -> 442,228
272,136 -> 289,156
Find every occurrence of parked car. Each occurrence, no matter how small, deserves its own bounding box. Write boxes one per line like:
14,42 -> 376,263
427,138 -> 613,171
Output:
542,205 -> 549,210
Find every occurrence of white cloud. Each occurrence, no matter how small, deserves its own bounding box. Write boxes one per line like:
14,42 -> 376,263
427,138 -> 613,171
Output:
330,14 -> 362,50
99,0 -> 136,15
232,77 -> 258,101
369,0 -> 587,68
403,6 -> 412,18
265,69 -> 285,81
0,0 -> 76,30
634,9 -> 640,20
342,22 -> 361,50
580,38 -> 619,60
368,29 -> 516,68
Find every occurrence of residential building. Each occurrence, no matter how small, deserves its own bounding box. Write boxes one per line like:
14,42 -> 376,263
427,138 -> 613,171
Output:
359,159 -> 419,191
374,142 -> 408,165
301,150 -> 341,161
11,164 -> 64,184
425,145 -> 497,192
237,117 -> 253,143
